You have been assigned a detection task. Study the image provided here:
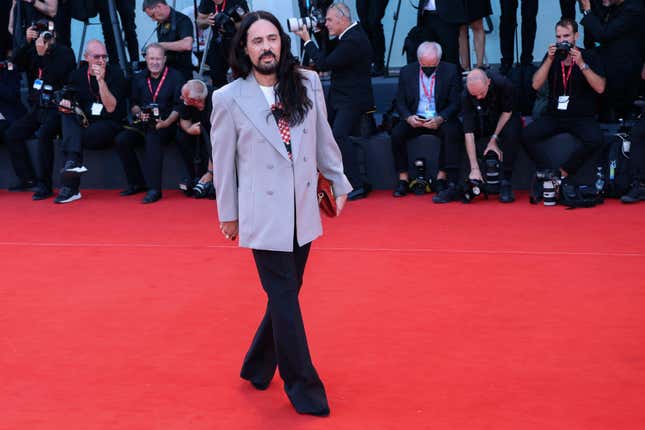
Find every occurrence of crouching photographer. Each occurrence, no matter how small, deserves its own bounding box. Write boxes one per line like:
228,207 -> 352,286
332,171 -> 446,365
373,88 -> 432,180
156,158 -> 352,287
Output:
115,44 -> 184,204
196,0 -> 249,89
56,39 -> 126,204
461,69 -> 522,203
176,79 -> 214,198
5,24 -> 75,200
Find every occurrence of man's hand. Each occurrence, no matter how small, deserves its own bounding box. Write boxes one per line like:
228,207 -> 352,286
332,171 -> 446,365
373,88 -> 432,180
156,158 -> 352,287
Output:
293,25 -> 311,43
469,167 -> 483,182
90,63 -> 106,83
335,194 -> 347,216
484,139 -> 503,161
26,26 -> 39,43
139,112 -> 150,122
205,13 -> 216,26
155,118 -> 170,130
423,116 -> 444,130
579,0 -> 591,12
570,47 -> 585,68
220,221 -> 238,241
34,34 -> 49,56
187,122 -> 201,136
58,99 -> 72,111
547,43 -> 557,60
406,115 -> 425,128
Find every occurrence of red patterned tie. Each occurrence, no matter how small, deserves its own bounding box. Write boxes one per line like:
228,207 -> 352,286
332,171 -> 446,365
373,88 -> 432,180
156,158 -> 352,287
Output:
271,103 -> 292,160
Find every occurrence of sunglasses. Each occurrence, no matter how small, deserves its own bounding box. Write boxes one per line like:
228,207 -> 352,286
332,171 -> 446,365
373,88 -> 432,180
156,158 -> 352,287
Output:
90,54 -> 108,60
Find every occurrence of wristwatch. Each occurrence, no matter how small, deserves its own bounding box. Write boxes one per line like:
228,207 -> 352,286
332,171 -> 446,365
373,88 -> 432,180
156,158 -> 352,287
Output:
580,63 -> 589,71
582,9 -> 591,16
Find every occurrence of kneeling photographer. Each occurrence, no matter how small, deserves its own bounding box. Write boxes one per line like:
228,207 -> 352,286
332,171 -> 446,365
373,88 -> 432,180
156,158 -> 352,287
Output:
115,44 -> 184,204
196,0 -> 248,89
56,39 -> 126,204
5,23 -> 75,200
461,68 -> 522,203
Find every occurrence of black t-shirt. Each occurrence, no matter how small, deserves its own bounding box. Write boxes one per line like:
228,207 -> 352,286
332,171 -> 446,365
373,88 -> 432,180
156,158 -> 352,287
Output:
544,48 -> 605,117
198,0 -> 249,37
68,62 -> 127,122
12,42 -> 76,102
156,8 -> 194,79
461,72 -> 515,135
179,89 -> 213,133
131,66 -> 184,120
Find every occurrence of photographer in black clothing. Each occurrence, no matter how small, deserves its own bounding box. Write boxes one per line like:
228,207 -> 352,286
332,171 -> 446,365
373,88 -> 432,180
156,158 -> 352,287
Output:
523,19 -> 606,183
5,26 -> 75,200
579,0 -> 643,119
297,0 -> 331,69
143,0 -> 194,82
196,0 -> 248,89
356,0 -> 389,76
56,39 -> 126,204
462,69 -> 522,203
295,2 -> 376,200
8,0 -> 70,48
114,44 -> 183,204
96,0 -> 139,68
177,79 -> 213,198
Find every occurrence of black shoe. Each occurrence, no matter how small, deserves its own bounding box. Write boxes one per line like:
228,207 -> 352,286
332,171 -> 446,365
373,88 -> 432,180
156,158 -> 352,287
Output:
60,160 -> 88,177
348,183 -> 372,201
499,179 -> 515,203
432,182 -> 458,203
32,184 -> 53,200
8,179 -> 37,192
392,180 -> 409,197
297,406 -> 330,417
250,380 -> 271,390
142,189 -> 162,204
54,186 -> 82,204
179,177 -> 197,197
432,178 -> 447,194
621,181 -> 645,203
119,184 -> 147,196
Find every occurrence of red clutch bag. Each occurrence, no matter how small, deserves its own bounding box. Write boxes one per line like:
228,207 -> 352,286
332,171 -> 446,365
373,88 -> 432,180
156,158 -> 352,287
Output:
317,173 -> 337,217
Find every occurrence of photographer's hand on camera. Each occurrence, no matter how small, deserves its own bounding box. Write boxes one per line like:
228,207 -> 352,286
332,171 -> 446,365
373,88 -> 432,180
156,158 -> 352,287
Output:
484,138 -> 503,161
469,166 -> 483,182
25,27 -> 39,44
294,25 -> 311,43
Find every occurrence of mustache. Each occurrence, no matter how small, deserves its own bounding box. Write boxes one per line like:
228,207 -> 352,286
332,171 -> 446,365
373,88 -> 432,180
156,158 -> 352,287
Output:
260,51 -> 276,60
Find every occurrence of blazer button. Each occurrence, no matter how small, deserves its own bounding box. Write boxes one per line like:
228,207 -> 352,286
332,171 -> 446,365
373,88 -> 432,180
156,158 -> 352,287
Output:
303,128 -> 308,134
307,181 -> 311,187
303,156 -> 308,162
266,190 -> 274,196
267,164 -> 274,169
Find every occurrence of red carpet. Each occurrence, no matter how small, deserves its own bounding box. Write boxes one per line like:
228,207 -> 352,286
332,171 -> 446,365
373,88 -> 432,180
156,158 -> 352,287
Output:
1,190 -> 645,429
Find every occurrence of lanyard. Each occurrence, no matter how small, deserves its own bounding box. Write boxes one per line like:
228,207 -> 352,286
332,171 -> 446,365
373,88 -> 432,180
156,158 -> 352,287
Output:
419,68 -> 436,103
147,66 -> 169,103
214,0 -> 226,13
87,70 -> 100,102
560,61 -> 574,95
37,68 -> 43,80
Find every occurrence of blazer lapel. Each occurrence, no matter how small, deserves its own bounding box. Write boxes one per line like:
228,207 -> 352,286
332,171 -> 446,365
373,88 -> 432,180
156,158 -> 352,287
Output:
234,74 -> 291,161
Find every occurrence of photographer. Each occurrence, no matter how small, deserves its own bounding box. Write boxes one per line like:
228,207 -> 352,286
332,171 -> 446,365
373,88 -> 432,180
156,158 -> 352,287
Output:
390,42 -> 463,203
4,25 -> 75,200
295,2 -> 375,200
55,39 -> 126,204
114,44 -> 183,204
462,69 -> 522,203
143,0 -> 194,82
177,79 -> 214,198
579,0 -> 643,119
523,19 -> 606,186
196,0 -> 249,89
8,0 -> 70,48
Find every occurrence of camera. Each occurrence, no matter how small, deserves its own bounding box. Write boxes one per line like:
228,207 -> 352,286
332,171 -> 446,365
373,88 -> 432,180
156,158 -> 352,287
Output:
463,178 -> 484,202
287,7 -> 325,33
32,19 -> 55,42
53,85 -> 80,112
133,103 -> 161,130
39,84 -> 54,108
483,151 -> 501,194
0,60 -> 14,71
213,6 -> 246,33
555,41 -> 573,59
409,158 -> 431,195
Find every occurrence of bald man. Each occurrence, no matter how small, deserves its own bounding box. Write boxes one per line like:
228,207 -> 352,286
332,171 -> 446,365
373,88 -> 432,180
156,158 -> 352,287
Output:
461,68 -> 522,202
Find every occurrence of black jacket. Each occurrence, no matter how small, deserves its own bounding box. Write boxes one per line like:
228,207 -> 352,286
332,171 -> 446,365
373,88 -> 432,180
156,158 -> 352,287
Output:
417,0 -> 467,26
395,61 -> 461,122
0,68 -> 27,122
68,62 -> 127,123
303,24 -> 375,111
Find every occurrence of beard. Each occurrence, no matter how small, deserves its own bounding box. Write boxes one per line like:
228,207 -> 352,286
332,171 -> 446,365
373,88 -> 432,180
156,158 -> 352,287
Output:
253,52 -> 279,75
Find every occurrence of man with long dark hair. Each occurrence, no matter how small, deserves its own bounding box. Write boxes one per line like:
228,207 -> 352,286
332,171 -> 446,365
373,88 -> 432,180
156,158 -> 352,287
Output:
210,10 -> 351,416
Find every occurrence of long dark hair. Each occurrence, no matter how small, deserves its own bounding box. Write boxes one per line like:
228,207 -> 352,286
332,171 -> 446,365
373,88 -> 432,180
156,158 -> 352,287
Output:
229,11 -> 312,126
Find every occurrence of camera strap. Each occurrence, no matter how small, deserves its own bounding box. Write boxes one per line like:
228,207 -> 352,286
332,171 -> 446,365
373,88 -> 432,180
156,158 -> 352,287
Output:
213,0 -> 227,13
147,66 -> 169,103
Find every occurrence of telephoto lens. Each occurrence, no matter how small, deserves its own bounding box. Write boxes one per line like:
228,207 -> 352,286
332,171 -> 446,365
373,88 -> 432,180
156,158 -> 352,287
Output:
409,158 -> 431,195
542,170 -> 560,206
483,151 -> 501,194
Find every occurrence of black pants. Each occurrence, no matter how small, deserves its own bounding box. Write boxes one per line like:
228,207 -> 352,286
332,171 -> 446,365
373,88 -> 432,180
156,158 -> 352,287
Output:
54,0 -> 72,48
390,119 -> 463,182
356,0 -> 389,68
114,125 -> 178,191
328,106 -> 366,188
5,109 -> 60,188
207,37 -> 233,90
559,0 -> 576,19
472,113 -> 523,179
0,120 -> 8,144
499,0 -> 538,67
421,12 -> 460,66
522,115 -> 603,175
175,129 -> 210,183
60,115 -> 121,191
629,118 -> 645,182
241,236 -> 329,414
96,0 -> 139,65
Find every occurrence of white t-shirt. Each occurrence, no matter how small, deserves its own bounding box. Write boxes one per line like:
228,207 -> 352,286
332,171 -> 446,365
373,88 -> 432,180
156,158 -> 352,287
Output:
424,0 -> 437,11
259,85 -> 276,107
